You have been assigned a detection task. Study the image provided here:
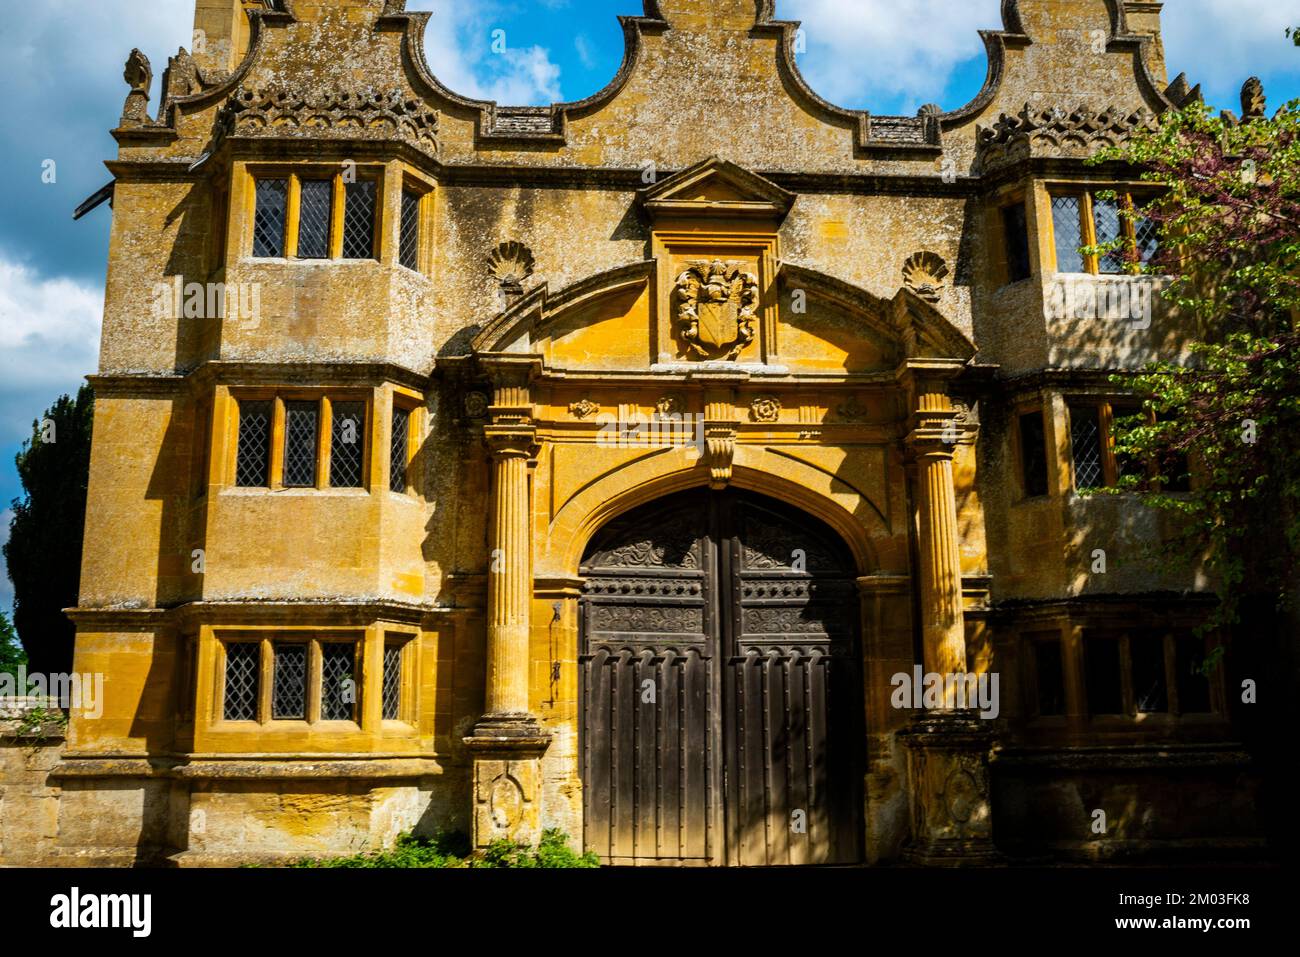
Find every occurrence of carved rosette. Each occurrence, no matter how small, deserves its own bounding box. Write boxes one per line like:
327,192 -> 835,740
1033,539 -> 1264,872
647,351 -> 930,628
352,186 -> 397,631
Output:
216,87 -> 440,156
674,260 -> 759,361
463,391 -> 489,420
749,395 -> 781,423
656,394 -> 685,417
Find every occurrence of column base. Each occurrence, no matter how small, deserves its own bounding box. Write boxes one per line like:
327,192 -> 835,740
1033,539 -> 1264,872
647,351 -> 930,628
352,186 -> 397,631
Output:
898,709 -> 1003,867
463,713 -> 552,850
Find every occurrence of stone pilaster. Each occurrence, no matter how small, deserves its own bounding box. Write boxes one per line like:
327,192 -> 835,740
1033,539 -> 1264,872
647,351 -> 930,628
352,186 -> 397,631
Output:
464,362 -> 550,849
899,361 -> 999,864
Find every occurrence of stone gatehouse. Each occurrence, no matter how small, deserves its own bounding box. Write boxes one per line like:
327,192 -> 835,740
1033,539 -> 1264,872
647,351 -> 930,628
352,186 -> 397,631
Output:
0,0 -> 1266,866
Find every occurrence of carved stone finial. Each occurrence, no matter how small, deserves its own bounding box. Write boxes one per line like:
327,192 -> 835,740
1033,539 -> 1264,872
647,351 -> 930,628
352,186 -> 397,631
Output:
1241,77 -> 1266,120
903,251 -> 950,303
120,49 -> 153,127
163,47 -> 200,103
487,242 -> 536,296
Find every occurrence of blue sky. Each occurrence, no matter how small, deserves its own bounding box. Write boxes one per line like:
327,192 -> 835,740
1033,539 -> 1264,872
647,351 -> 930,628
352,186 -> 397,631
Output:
1,0 -> 1297,613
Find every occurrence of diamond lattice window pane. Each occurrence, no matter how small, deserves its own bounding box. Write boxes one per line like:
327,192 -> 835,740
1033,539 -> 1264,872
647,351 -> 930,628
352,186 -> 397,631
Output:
1051,195 -> 1085,273
321,643 -> 357,721
382,643 -> 403,720
223,643 -> 260,721
1070,405 -> 1105,489
399,189 -> 421,270
1092,195 -> 1125,274
342,181 -> 377,260
252,179 -> 288,257
1134,214 -> 1159,266
235,400 -> 272,487
330,401 -> 366,488
297,179 -> 333,259
272,643 -> 307,720
390,405 -> 411,493
283,401 -> 319,487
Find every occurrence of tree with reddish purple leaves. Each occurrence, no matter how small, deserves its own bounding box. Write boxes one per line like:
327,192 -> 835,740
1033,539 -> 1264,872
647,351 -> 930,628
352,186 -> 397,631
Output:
1090,76 -> 1300,642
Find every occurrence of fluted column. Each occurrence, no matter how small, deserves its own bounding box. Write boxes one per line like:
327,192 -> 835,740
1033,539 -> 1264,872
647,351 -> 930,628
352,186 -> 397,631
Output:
905,374 -> 971,707
915,445 -> 967,681
464,359 -> 550,851
483,426 -> 533,718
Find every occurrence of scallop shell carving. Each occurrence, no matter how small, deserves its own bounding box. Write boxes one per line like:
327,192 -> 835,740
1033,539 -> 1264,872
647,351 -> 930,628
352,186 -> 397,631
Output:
487,241 -> 536,295
902,251 -> 949,303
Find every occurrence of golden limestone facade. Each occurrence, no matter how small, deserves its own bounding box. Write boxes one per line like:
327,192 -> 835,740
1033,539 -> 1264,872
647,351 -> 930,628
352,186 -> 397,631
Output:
1,0 -> 1264,866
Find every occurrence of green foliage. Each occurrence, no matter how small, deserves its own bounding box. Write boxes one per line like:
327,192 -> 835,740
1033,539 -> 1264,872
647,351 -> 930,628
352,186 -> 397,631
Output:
0,612 -> 25,676
287,828 -> 599,869
4,385 -> 94,676
11,706 -> 68,741
1089,97 -> 1300,630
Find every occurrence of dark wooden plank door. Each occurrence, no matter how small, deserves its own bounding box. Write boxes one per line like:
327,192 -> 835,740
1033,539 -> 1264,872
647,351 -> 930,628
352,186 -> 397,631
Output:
579,490 -> 862,866
721,494 -> 863,866
580,492 -> 721,865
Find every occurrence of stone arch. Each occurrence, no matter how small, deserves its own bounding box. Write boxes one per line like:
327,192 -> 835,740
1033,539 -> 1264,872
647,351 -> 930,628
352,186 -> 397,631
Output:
544,452 -> 887,581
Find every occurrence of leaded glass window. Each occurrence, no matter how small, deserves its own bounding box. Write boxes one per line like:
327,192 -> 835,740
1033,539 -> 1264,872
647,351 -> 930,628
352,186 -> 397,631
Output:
1019,410 -> 1049,499
1002,201 -> 1031,282
1032,636 -> 1065,717
235,400 -> 273,488
1092,195 -> 1126,274
297,179 -> 333,259
223,643 -> 260,721
272,642 -> 307,720
321,643 -> 357,721
1176,637 -> 1212,713
1069,404 -> 1105,490
1051,195 -> 1085,273
382,643 -> 403,720
283,401 -> 319,487
1134,212 -> 1160,266
330,401 -> 366,488
342,180 -> 377,260
390,405 -> 411,493
399,188 -> 421,271
252,178 -> 288,257
1085,634 -> 1124,715
1131,632 -> 1168,714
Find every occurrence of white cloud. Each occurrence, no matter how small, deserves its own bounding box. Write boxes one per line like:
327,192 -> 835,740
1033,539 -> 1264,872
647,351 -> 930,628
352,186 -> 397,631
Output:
0,258 -> 102,443
779,0 -> 1001,111
575,34 -> 596,70
410,0 -> 564,105
779,0 -> 1296,115
1159,0 -> 1298,106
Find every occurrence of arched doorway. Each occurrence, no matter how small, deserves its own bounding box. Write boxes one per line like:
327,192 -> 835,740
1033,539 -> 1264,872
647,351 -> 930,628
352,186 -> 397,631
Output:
578,488 -> 864,866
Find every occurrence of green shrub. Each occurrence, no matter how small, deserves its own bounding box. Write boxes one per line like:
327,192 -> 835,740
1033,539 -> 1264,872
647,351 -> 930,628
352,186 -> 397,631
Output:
286,829 -> 597,869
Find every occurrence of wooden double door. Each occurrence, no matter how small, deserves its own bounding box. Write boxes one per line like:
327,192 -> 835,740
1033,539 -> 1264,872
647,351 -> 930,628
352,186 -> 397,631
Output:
579,489 -> 863,866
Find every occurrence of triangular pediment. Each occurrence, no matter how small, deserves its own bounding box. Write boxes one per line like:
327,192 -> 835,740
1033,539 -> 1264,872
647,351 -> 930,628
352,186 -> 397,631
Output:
639,157 -> 795,222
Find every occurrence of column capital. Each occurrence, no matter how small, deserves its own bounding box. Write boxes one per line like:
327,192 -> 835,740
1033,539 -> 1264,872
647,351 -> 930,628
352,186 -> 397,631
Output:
483,424 -> 537,459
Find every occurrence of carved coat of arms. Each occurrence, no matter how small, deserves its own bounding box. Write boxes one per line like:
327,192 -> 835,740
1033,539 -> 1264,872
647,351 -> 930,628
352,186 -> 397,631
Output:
674,260 -> 759,360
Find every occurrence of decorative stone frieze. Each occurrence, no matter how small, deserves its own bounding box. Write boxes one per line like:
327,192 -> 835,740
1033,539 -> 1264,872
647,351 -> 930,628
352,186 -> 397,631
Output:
976,103 -> 1157,171
215,87 -> 440,155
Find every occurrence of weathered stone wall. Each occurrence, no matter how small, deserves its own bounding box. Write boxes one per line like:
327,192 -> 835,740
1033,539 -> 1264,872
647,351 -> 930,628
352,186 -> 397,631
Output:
39,0 -> 1262,867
